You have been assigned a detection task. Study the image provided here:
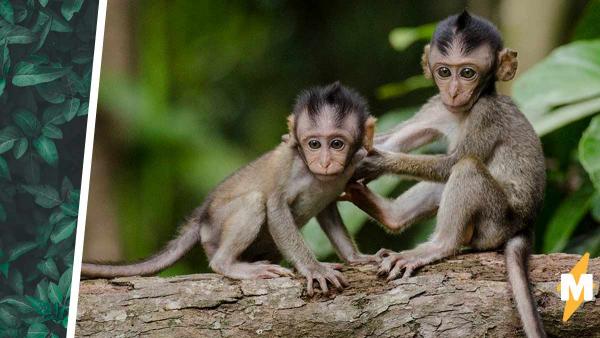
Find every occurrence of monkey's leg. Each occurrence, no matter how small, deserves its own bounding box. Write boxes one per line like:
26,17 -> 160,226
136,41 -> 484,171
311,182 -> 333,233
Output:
209,193 -> 294,279
316,203 -> 378,265
379,157 -> 509,280
346,181 -> 443,233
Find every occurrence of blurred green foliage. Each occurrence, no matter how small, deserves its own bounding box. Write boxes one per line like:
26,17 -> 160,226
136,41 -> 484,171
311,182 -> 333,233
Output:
0,0 -> 96,337
97,1 -> 599,279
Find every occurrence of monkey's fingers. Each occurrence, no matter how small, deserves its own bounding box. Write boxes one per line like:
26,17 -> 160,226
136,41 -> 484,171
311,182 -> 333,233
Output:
337,192 -> 351,202
325,273 -> 344,290
266,265 -> 295,278
306,277 -> 314,297
375,248 -> 394,259
387,260 -> 407,281
317,276 -> 329,294
333,270 -> 350,287
402,264 -> 416,279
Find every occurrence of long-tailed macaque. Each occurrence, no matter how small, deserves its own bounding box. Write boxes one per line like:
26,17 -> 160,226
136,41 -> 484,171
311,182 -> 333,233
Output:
83,82 -> 378,296
344,12 -> 546,338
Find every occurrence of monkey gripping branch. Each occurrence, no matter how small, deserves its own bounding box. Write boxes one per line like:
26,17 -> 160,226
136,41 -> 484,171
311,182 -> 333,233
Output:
76,253 -> 599,337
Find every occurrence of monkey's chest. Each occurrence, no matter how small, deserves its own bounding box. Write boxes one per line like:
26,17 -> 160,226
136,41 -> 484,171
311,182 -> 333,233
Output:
289,178 -> 346,226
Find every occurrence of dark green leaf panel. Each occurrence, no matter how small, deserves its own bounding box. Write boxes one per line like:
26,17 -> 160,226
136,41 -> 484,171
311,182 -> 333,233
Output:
0,0 -> 98,337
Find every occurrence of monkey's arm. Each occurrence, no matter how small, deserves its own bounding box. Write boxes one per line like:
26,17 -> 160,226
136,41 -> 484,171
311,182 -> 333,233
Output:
375,119 -> 441,153
316,203 -> 377,264
267,195 -> 348,295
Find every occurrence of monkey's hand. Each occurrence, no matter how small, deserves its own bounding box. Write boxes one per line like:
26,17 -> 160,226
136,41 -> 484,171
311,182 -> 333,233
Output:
299,262 -> 349,297
339,181 -> 370,203
352,148 -> 388,182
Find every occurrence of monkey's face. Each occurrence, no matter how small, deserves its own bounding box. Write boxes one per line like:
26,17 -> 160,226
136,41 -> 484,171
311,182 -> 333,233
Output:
428,44 -> 493,113
295,109 -> 359,180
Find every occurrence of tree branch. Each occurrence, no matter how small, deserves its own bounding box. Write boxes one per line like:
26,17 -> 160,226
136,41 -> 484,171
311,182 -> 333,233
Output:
76,253 -> 600,337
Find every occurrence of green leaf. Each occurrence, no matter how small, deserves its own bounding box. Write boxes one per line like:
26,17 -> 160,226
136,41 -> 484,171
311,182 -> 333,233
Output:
33,136 -> 58,166
32,15 -> 52,53
25,296 -> 51,316
13,137 -> 28,159
389,23 -> 436,51
0,297 -> 34,314
8,242 -> 37,261
35,79 -> 66,104
61,0 -> 83,21
12,62 -> 70,87
26,322 -> 49,338
47,282 -> 62,304
0,22 -> 35,44
77,101 -> 88,116
0,305 -> 18,328
39,0 -> 48,7
63,97 -> 80,121
13,109 -> 40,137
0,77 -> 5,96
0,155 -> 9,180
50,217 -> 76,243
58,267 -> 71,296
0,0 -> 15,24
543,187 -> 595,253
41,124 -> 62,139
514,40 -> 600,132
579,115 -> 600,191
44,8 -> 72,33
22,185 -> 62,208
42,104 -> 67,125
0,126 -> 19,154
37,258 -> 59,280
8,269 -> 23,295
35,279 -> 49,302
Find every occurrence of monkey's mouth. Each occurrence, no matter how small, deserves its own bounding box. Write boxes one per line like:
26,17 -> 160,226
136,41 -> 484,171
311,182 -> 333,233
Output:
313,172 -> 342,181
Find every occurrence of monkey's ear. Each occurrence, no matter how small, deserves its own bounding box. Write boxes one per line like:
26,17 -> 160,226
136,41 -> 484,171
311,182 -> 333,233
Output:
421,44 -> 432,79
496,48 -> 518,81
285,114 -> 298,146
363,116 -> 377,152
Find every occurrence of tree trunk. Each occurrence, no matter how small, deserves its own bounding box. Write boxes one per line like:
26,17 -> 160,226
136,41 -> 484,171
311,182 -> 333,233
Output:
75,253 -> 600,337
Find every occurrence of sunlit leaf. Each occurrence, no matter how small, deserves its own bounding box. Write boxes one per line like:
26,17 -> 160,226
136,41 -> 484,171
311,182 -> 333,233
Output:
50,217 -> 76,243
37,258 -> 59,280
12,62 -> 70,87
389,23 -> 436,51
61,0 -> 84,21
376,75 -> 434,100
0,126 -> 19,154
12,108 -> 40,137
47,282 -> 62,304
26,322 -> 49,338
13,138 -> 28,159
33,136 -> 58,166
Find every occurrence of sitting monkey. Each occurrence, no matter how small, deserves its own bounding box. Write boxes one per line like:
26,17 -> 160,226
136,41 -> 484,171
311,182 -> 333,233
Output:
82,82 -> 378,296
345,11 -> 546,338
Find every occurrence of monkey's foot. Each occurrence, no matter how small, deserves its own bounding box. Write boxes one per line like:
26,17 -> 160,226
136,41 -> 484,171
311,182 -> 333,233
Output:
250,263 -> 295,279
376,248 -> 432,281
216,262 -> 295,280
301,263 -> 349,297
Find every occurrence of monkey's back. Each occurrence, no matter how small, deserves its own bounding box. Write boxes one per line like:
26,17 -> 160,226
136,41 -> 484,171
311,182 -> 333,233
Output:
483,95 -> 546,223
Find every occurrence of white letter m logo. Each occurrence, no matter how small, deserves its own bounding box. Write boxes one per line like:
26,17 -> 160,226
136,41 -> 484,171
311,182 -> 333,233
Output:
560,274 -> 593,301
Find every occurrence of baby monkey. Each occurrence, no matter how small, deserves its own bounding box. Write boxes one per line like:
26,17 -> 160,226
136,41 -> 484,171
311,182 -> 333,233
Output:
82,82 -> 377,296
345,12 -> 546,338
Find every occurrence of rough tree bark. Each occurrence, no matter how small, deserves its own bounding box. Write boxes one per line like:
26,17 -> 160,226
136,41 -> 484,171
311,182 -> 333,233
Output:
76,253 -> 600,338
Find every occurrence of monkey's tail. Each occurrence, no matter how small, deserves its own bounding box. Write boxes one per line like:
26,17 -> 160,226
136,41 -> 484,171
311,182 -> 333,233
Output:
81,218 -> 202,278
504,233 -> 546,338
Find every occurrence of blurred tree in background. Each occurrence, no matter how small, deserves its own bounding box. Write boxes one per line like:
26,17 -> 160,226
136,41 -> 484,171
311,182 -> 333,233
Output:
84,0 -> 599,277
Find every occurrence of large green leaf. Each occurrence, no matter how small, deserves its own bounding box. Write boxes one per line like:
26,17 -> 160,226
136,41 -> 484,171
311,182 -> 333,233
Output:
33,136 -> 58,166
579,115 -> 600,191
0,22 -> 35,44
0,155 -> 9,180
12,62 -> 70,87
61,0 -> 84,21
22,184 -> 62,208
36,258 -> 59,280
0,126 -> 19,154
514,40 -> 600,135
0,0 -> 15,24
8,242 -> 37,261
50,217 -> 76,243
13,109 -> 40,137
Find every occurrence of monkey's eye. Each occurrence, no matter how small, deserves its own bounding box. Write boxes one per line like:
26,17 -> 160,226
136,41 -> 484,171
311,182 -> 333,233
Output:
460,67 -> 476,79
330,139 -> 345,150
437,67 -> 451,78
308,140 -> 321,149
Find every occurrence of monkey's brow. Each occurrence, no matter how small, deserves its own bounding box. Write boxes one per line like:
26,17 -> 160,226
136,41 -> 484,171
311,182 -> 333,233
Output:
300,131 -> 352,142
